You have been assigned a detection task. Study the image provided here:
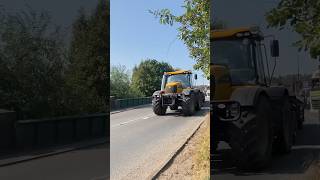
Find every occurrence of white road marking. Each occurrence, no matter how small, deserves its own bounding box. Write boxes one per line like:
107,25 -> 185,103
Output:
111,115 -> 154,128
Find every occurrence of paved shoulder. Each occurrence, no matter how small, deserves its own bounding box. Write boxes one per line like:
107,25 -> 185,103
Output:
111,103 -> 209,179
0,144 -> 108,180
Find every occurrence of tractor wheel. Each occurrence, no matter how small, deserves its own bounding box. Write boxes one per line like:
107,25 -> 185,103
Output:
274,97 -> 293,154
182,95 -> 195,116
195,94 -> 202,111
230,95 -> 273,170
152,99 -> 167,115
212,139 -> 219,153
297,107 -> 304,130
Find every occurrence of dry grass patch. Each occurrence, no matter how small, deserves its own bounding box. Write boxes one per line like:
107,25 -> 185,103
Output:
156,114 -> 210,180
193,116 -> 210,180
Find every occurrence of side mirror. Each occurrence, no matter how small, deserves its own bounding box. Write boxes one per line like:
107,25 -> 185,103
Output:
194,74 -> 198,80
270,40 -> 279,57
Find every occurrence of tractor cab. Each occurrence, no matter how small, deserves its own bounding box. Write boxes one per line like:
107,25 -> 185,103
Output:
161,70 -> 196,94
211,27 -> 279,100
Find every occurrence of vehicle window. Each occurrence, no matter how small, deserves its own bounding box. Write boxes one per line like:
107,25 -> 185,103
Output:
255,41 -> 267,85
212,39 -> 256,84
167,74 -> 191,88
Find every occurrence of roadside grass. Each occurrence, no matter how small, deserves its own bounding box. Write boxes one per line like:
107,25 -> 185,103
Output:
305,162 -> 320,180
193,116 -> 210,180
156,114 -> 210,180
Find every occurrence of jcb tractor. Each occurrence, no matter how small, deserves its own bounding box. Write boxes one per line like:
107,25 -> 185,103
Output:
211,27 -> 304,170
152,70 -> 205,116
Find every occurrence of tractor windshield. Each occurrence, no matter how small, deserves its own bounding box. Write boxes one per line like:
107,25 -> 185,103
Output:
212,39 -> 256,84
161,74 -> 191,90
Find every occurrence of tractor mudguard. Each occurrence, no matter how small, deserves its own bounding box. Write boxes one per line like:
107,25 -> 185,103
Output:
264,86 -> 289,102
182,89 -> 193,96
230,86 -> 268,107
230,86 -> 288,106
152,90 -> 161,97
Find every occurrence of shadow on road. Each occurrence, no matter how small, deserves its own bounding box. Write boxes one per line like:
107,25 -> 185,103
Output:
211,123 -> 320,176
163,101 -> 210,117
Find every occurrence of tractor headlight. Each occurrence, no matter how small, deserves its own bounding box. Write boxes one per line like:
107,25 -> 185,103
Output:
228,102 -> 241,120
214,101 -> 241,121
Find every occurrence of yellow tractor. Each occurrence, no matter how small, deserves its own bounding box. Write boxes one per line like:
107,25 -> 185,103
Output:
152,70 -> 205,116
211,27 -> 304,170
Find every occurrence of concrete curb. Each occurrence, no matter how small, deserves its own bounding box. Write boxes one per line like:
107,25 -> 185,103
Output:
111,104 -> 151,114
0,138 -> 107,167
149,113 -> 209,180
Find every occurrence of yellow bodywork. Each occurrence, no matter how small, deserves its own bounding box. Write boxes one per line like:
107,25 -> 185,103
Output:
211,26 -> 261,40
165,82 -> 183,93
211,27 -> 260,100
165,70 -> 192,75
212,65 -> 232,100
211,27 -> 251,39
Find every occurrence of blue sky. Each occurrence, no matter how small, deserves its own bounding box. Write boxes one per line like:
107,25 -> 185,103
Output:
111,0 -> 209,85
213,0 -> 319,76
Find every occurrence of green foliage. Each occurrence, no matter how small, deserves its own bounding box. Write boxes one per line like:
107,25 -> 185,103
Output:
131,59 -> 174,96
65,0 -> 109,114
0,7 -> 66,119
0,0 -> 109,119
150,0 -> 210,78
110,65 -> 135,98
266,0 -> 320,59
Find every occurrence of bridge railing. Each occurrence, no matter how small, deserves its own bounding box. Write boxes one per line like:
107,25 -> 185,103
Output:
110,97 -> 152,110
14,113 -> 108,150
0,111 -> 108,155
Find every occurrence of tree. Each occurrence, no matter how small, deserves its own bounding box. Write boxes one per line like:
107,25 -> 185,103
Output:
266,0 -> 320,59
150,0 -> 210,78
110,65 -> 131,98
66,0 -> 109,114
131,59 -> 174,96
110,65 -> 144,99
0,7 -> 66,119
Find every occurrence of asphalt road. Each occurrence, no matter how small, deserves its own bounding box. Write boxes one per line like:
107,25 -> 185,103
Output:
0,143 -> 109,180
110,100 -> 209,180
212,110 -> 320,180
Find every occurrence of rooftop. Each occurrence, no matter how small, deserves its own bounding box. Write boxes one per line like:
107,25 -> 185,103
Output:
211,26 -> 262,39
164,70 -> 192,75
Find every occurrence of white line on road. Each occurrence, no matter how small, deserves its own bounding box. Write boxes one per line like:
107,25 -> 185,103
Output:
111,115 -> 154,128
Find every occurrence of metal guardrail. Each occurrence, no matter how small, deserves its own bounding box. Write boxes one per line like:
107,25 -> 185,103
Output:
111,97 -> 152,110
310,90 -> 320,110
14,113 -> 108,149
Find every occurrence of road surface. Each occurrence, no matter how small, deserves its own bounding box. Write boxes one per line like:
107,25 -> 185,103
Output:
212,110 -> 320,180
110,101 -> 209,180
0,143 -> 108,180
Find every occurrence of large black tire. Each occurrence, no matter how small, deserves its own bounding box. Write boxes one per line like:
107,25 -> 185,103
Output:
274,97 -> 293,154
152,99 -> 167,115
182,95 -> 195,116
297,106 -> 304,130
195,94 -> 202,111
212,140 -> 219,153
230,95 -> 273,170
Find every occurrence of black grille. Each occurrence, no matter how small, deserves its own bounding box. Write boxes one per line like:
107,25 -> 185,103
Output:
163,97 -> 173,105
